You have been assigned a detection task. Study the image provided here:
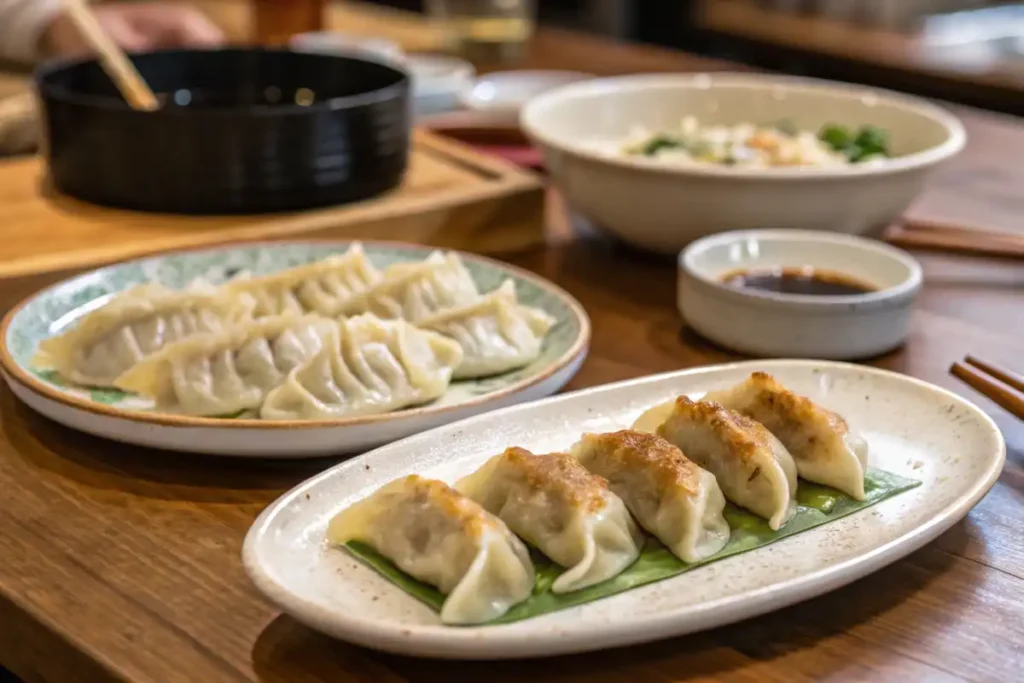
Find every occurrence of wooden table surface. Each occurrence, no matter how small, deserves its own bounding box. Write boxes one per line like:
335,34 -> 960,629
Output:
2,5 -> 1023,683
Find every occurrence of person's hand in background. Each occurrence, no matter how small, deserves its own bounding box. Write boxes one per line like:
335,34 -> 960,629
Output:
42,2 -> 225,57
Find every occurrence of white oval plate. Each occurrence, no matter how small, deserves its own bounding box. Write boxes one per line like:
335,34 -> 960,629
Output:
0,241 -> 589,458
243,359 -> 1004,659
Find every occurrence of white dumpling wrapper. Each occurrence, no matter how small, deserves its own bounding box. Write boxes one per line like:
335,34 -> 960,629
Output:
327,475 -> 535,625
260,314 -> 463,420
572,430 -> 730,563
115,314 -> 333,416
417,279 -> 555,379
34,283 -> 254,387
637,397 -> 798,531
703,372 -> 870,500
456,447 -> 644,593
223,243 -> 381,317
338,251 -> 480,323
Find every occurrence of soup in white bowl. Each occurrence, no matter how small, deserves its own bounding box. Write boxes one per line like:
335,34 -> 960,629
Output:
520,73 -> 965,254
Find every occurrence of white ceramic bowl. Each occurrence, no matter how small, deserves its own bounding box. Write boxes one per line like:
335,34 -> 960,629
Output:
461,70 -> 593,124
678,230 -> 922,359
406,54 -> 476,117
521,73 -> 966,254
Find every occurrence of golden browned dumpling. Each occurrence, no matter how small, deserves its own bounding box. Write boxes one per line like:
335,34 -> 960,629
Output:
571,430 -> 730,563
638,397 -> 799,530
704,372 -> 869,500
456,447 -> 644,593
328,475 -> 535,625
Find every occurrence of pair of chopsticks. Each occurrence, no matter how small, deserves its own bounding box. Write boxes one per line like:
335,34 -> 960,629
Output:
950,356 -> 1024,420
61,0 -> 160,110
884,220 -> 1024,260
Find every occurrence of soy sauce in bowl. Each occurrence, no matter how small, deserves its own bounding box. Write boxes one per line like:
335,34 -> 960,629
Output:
721,267 -> 877,297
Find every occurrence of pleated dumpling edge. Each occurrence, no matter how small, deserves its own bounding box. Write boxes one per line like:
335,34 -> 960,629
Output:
338,250 -> 481,323
34,282 -> 255,388
260,314 -> 463,421
456,447 -> 644,594
652,397 -> 799,531
327,475 -> 535,625
113,313 -> 333,417
418,279 -> 557,380
221,242 -> 381,318
703,372 -> 870,500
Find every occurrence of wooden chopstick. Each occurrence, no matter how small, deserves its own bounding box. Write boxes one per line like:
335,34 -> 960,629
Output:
61,0 -> 160,111
950,357 -> 1024,420
964,356 -> 1024,393
884,220 -> 1024,260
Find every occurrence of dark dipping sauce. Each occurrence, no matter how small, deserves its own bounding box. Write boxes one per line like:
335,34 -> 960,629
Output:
721,267 -> 877,296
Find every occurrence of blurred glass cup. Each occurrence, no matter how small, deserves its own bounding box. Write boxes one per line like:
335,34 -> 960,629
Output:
426,0 -> 535,64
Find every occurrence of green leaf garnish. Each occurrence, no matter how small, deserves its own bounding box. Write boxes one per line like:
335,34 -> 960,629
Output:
343,467 -> 920,625
819,124 -> 854,150
819,124 -> 891,163
639,134 -> 686,156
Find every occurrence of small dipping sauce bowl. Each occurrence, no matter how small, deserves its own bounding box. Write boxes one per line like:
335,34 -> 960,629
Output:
678,229 -> 922,359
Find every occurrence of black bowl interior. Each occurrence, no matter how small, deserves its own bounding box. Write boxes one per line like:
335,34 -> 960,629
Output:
38,47 -> 407,110
34,49 -> 412,215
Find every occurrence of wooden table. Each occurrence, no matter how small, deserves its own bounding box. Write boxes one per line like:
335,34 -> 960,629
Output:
2,6 -> 1023,683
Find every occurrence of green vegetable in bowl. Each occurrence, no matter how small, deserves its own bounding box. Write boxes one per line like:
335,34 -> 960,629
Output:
639,134 -> 686,156
819,123 -> 891,163
819,124 -> 854,150
851,125 -> 890,161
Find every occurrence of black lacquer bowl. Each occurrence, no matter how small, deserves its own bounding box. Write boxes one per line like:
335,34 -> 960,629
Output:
35,48 -> 411,214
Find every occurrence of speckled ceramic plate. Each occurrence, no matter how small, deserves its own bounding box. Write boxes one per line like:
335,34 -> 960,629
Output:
243,360 -> 1004,659
0,241 -> 589,457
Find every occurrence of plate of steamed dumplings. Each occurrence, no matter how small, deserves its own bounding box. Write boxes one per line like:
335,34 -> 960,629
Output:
243,360 -> 1005,659
0,241 -> 589,457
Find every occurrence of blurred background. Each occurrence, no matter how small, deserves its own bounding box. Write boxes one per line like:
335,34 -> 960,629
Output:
4,1 -> 1022,115
367,0 -> 1024,115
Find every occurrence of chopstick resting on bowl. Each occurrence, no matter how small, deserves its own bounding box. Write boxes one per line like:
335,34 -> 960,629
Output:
61,0 -> 160,111
950,356 -> 1024,420
884,220 -> 1024,260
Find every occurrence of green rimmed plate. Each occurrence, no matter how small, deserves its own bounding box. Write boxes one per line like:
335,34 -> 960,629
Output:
0,241 -> 590,457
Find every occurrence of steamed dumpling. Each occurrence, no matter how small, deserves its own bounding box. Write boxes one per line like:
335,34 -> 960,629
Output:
115,314 -> 332,416
328,475 -> 535,625
34,283 -> 253,387
703,372 -> 870,499
638,397 -> 798,530
260,314 -> 463,420
456,447 -> 644,593
338,251 -> 480,322
223,243 -> 380,317
418,280 -> 556,379
571,430 -> 730,563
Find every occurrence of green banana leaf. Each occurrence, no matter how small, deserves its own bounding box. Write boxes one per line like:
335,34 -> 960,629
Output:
345,467 -> 920,625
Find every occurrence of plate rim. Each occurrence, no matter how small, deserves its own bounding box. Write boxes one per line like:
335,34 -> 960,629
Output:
0,238 -> 591,430
241,359 -> 1006,659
